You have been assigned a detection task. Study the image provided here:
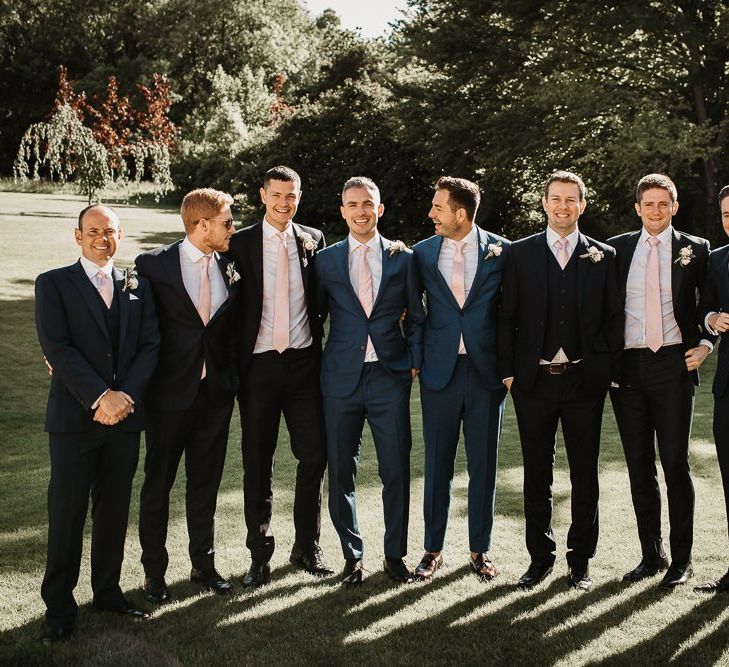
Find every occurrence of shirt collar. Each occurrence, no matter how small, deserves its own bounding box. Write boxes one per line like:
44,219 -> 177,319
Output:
263,217 -> 293,239
80,255 -> 113,280
546,226 -> 579,250
348,231 -> 381,254
181,236 -> 217,263
639,224 -> 674,245
448,224 -> 478,247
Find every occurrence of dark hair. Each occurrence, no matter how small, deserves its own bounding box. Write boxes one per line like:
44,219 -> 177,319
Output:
543,170 -> 586,201
263,165 -> 301,189
434,176 -> 481,221
636,173 -> 677,203
342,176 -> 380,201
719,185 -> 729,206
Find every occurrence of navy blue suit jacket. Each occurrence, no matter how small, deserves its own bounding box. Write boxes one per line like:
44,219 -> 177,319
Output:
410,227 -> 510,392
700,243 -> 729,397
35,260 -> 160,433
316,236 -> 423,398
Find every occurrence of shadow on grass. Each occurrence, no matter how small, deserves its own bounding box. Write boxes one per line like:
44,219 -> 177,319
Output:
134,231 -> 183,250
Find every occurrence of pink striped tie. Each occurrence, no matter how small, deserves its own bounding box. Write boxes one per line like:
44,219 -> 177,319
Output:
357,245 -> 373,316
272,231 -> 290,353
198,255 -> 211,379
96,270 -> 113,308
555,238 -> 569,269
451,240 -> 466,307
645,236 -> 663,352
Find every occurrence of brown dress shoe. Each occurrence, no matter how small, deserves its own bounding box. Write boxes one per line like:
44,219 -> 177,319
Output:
694,569 -> 729,593
414,552 -> 443,580
470,553 -> 497,580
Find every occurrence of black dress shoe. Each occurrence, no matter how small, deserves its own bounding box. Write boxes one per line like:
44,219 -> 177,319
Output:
290,544 -> 335,576
694,569 -> 729,593
242,561 -> 271,588
414,552 -> 443,581
144,577 -> 171,604
341,558 -> 364,586
40,625 -> 73,646
659,563 -> 693,589
517,561 -> 553,589
190,567 -> 233,594
622,557 -> 669,582
567,565 -> 592,591
383,557 -> 413,583
470,553 -> 498,581
92,598 -> 151,619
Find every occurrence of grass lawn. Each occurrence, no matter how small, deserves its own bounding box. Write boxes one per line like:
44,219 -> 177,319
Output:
1,191 -> 728,666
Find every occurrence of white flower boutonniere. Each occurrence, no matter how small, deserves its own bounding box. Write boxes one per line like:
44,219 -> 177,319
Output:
484,241 -> 503,260
122,267 -> 138,292
226,262 -> 241,285
297,231 -> 318,267
388,240 -> 408,256
579,246 -> 604,263
674,245 -> 695,266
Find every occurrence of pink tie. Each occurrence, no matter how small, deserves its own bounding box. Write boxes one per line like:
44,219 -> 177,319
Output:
96,270 -> 113,308
272,231 -> 290,353
645,236 -> 663,352
357,245 -> 373,316
451,240 -> 466,307
555,238 -> 569,270
198,255 -> 212,379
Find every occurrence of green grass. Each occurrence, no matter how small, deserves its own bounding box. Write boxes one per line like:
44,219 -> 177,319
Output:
1,191 -> 728,665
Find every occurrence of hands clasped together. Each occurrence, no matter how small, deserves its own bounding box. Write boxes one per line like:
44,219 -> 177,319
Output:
94,390 -> 135,426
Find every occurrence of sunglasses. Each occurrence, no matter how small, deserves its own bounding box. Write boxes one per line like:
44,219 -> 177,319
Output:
201,217 -> 235,229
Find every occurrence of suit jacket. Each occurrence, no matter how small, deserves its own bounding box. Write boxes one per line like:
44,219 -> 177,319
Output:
608,228 -> 711,385
135,242 -> 238,411
226,221 -> 325,374
315,236 -> 424,398
410,227 -> 510,392
497,231 -> 623,395
35,260 -> 160,433
699,243 -> 729,397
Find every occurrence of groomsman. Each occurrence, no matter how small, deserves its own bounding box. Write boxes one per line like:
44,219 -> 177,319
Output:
409,176 -> 510,581
498,171 -> 623,590
227,166 -> 332,587
695,184 -> 729,594
137,188 -> 239,603
315,177 -> 422,585
35,204 -> 159,644
609,173 -> 713,589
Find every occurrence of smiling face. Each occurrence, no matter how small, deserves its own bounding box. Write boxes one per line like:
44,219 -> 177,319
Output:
260,179 -> 301,231
542,180 -> 586,237
428,188 -> 471,240
341,185 -> 383,243
635,187 -> 679,236
74,206 -> 121,266
721,195 -> 729,238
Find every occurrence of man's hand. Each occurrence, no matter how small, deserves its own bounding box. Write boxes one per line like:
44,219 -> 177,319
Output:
93,406 -> 121,426
503,377 -> 514,392
411,368 -> 419,379
685,344 -> 710,372
709,312 -> 729,333
98,390 -> 133,423
400,308 -> 408,322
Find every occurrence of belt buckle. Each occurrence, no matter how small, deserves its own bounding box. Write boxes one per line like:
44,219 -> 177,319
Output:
547,363 -> 565,375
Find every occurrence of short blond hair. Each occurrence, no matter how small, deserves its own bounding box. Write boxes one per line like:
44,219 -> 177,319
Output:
180,188 -> 234,233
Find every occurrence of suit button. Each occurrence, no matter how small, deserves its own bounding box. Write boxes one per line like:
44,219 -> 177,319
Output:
106,352 -> 112,357
360,346 -> 365,351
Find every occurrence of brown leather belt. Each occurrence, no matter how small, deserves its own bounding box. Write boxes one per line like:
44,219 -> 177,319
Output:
540,362 -> 579,375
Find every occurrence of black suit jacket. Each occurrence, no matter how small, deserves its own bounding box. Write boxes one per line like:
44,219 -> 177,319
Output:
225,221 -> 325,373
35,261 -> 160,433
135,242 -> 238,411
608,228 -> 712,385
497,231 -> 624,394
700,243 -> 729,397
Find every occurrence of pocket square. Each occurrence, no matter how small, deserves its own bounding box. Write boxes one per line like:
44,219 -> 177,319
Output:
129,294 -> 139,301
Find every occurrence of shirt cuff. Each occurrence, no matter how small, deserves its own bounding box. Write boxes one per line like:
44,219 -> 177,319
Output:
91,388 -> 110,410
705,312 -> 719,336
502,377 -> 514,386
699,339 -> 714,353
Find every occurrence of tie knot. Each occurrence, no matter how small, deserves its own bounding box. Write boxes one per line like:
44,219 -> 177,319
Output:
277,231 -> 287,243
555,238 -> 568,251
647,236 -> 661,247
359,244 -> 370,255
200,254 -> 211,269
96,270 -> 108,281
452,239 -> 466,253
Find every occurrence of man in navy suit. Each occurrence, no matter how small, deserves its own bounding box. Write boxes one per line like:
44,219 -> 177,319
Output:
136,188 -> 239,603
409,176 -> 510,581
498,171 -> 623,591
315,177 -> 423,585
695,184 -> 729,594
35,204 -> 159,644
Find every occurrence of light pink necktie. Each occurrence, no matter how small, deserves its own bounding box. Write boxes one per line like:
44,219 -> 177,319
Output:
555,238 -> 569,269
272,231 -> 290,353
198,255 -> 212,378
357,245 -> 373,316
96,270 -> 113,308
451,240 -> 466,307
645,236 -> 663,352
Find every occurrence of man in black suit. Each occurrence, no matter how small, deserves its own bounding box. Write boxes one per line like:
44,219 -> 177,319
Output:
35,204 -> 159,644
498,171 -> 623,591
609,173 -> 713,589
136,188 -> 239,603
695,184 -> 729,594
226,165 -> 332,587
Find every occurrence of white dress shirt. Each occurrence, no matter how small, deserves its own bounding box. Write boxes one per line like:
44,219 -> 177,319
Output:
180,237 -> 228,319
254,217 -> 312,353
348,232 -> 382,362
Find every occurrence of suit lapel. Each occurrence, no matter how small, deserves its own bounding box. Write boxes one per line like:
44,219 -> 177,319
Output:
432,235 -> 462,310
164,242 -> 200,319
246,224 -> 264,307
207,254 -> 232,325
292,223 -> 311,292
112,267 -> 130,346
373,236 -> 394,312
576,233 -> 590,309
69,260 -> 110,341
536,232 -> 549,317
336,239 -> 364,313
670,228 -> 684,311
718,246 -> 729,306
618,232 -> 641,296
464,227 -> 494,308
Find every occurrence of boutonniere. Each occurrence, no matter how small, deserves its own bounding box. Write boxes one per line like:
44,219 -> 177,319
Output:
674,245 -> 695,266
484,241 -> 503,260
122,267 -> 138,292
388,240 -> 408,256
579,246 -> 604,263
297,231 -> 317,267
226,261 -> 241,284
